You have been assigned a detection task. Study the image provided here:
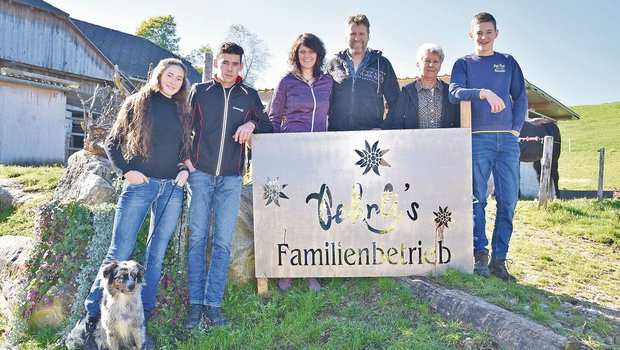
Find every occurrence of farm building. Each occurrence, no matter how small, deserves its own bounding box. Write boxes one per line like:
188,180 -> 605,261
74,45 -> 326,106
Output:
0,0 -> 200,165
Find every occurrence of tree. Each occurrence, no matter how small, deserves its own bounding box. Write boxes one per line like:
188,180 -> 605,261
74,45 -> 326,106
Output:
135,15 -> 180,54
225,24 -> 270,87
185,44 -> 213,75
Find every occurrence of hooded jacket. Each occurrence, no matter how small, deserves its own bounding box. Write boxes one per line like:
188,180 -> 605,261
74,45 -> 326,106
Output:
326,49 -> 400,131
188,77 -> 272,176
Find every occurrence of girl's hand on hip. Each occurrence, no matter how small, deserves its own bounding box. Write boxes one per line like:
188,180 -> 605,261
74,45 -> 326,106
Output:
125,170 -> 148,185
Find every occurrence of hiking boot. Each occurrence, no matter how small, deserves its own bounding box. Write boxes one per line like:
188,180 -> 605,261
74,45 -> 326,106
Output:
205,306 -> 228,327
488,258 -> 517,282
184,304 -> 204,329
307,278 -> 321,292
66,315 -> 98,350
473,251 -> 490,277
84,316 -> 98,348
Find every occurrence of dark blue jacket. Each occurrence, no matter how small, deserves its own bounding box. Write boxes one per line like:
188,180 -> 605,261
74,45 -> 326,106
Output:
189,78 -> 272,176
326,49 -> 400,131
389,80 -> 460,129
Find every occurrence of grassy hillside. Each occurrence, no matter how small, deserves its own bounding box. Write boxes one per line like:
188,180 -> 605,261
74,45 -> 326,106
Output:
558,101 -> 619,190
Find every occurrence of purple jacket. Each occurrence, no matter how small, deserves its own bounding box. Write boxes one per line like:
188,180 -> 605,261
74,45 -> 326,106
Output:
269,72 -> 333,133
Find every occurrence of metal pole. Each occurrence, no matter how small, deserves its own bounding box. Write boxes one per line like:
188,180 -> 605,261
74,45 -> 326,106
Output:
598,148 -> 605,199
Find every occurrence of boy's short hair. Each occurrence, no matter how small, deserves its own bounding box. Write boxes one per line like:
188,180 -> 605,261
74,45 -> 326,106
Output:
345,14 -> 370,33
471,12 -> 497,30
217,42 -> 244,61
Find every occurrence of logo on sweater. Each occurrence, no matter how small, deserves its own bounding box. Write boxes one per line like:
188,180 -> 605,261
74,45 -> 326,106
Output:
494,64 -> 506,73
232,106 -> 244,112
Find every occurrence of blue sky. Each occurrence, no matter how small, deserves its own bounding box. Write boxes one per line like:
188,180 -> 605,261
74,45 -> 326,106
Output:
48,0 -> 620,106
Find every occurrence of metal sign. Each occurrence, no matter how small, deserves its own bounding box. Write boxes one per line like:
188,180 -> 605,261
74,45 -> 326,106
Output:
252,129 -> 473,278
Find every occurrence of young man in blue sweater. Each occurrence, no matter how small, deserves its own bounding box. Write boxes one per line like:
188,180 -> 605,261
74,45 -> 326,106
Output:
449,12 -> 528,282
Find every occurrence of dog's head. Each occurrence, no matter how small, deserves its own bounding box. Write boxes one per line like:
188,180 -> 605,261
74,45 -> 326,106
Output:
102,260 -> 145,293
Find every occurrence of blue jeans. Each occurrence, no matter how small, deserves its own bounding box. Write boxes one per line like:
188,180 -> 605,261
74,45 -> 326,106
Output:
472,133 -> 520,260
187,170 -> 241,307
84,178 -> 183,317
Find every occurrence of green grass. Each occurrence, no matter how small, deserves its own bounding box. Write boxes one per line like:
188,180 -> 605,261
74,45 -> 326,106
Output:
0,164 -> 64,193
171,278 -> 494,350
0,165 -> 64,237
558,101 -> 620,190
515,198 -> 620,246
433,197 -> 620,348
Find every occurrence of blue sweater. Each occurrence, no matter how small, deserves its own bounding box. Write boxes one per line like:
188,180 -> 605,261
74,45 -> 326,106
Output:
448,52 -> 527,133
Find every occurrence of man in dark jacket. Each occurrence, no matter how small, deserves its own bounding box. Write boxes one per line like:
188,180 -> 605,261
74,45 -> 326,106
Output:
326,13 -> 400,131
183,42 -> 272,329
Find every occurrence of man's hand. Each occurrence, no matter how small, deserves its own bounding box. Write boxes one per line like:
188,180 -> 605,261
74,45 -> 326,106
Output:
124,170 -> 148,185
233,122 -> 256,144
481,89 -> 506,113
175,170 -> 189,186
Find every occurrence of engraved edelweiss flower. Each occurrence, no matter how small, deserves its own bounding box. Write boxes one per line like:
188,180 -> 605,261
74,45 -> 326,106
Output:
433,206 -> 452,229
355,140 -> 390,175
262,177 -> 289,207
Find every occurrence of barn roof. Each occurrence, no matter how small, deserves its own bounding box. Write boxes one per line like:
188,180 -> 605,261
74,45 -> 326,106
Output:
72,19 -> 202,85
9,0 -> 68,17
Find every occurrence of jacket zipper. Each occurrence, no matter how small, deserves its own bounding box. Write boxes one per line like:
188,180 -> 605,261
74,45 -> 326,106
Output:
215,85 -> 233,176
309,82 -> 317,132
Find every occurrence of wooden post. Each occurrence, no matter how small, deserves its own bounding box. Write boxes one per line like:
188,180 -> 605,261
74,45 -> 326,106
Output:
257,277 -> 268,294
598,148 -> 605,200
538,136 -> 554,206
460,101 -> 471,128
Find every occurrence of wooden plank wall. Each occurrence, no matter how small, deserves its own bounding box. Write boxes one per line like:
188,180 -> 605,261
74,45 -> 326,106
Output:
0,1 -> 114,81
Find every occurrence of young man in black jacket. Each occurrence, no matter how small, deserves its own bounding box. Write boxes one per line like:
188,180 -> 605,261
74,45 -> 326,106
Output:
326,13 -> 400,131
183,42 -> 272,329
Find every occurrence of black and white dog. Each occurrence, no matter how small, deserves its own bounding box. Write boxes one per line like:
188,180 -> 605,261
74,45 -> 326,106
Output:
66,260 -> 146,350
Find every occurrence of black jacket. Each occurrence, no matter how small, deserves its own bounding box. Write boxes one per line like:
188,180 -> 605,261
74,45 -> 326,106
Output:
188,79 -> 272,176
326,49 -> 400,131
389,80 -> 460,129
106,92 -> 185,179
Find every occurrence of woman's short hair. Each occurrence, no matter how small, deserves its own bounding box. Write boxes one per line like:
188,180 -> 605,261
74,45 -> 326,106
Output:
288,33 -> 327,78
416,43 -> 445,64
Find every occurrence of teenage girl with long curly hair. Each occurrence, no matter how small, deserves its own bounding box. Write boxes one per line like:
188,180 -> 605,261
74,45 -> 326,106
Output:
68,58 -> 192,349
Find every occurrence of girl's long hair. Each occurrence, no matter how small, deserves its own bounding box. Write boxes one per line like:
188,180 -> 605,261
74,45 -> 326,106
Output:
108,58 -> 192,160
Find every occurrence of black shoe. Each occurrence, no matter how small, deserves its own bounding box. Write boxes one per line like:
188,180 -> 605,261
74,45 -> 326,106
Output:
184,304 -> 204,329
66,315 -> 99,350
488,258 -> 517,282
473,251 -> 490,277
205,306 -> 228,327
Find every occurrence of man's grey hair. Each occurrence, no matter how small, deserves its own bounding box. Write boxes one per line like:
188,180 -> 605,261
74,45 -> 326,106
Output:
416,43 -> 445,64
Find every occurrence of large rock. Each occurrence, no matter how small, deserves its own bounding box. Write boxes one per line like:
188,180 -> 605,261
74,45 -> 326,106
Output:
228,185 -> 255,283
54,150 -> 117,205
402,278 -> 583,350
0,235 -> 35,327
0,178 -> 41,209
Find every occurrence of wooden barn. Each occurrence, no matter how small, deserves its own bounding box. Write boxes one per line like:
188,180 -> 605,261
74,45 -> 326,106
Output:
0,0 -> 200,165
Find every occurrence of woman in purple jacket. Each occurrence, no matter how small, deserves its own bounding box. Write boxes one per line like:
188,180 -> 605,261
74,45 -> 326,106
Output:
269,33 -> 333,291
